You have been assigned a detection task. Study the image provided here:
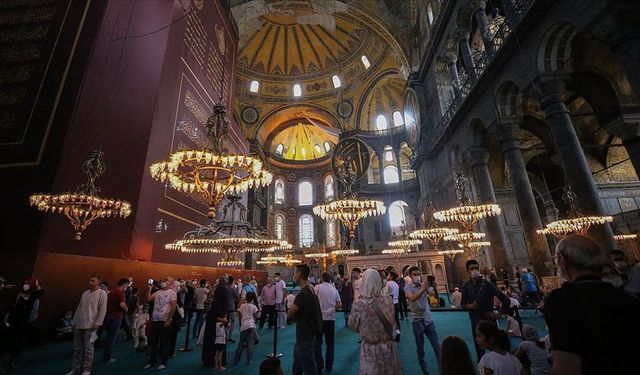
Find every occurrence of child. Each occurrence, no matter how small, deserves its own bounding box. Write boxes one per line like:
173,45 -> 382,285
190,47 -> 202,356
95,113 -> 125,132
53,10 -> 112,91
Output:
56,310 -> 74,339
214,315 -> 228,371
476,320 -> 522,375
133,304 -> 149,350
233,291 -> 260,365
259,356 -> 284,375
504,308 -> 522,337
439,336 -> 476,375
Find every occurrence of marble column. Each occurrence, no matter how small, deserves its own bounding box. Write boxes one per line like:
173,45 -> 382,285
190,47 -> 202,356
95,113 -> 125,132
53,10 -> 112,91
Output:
445,54 -> 461,93
472,0 -> 495,57
537,76 -> 617,250
465,146 -> 511,270
457,31 -> 478,83
497,120 -> 553,275
378,149 -> 385,184
395,149 -> 403,183
606,114 -> 640,180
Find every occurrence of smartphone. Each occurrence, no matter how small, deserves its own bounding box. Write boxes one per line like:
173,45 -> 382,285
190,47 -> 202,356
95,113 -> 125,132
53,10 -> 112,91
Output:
148,279 -> 154,285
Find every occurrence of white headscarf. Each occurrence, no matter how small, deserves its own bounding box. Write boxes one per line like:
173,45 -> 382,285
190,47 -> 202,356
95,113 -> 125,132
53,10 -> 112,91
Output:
361,268 -> 382,299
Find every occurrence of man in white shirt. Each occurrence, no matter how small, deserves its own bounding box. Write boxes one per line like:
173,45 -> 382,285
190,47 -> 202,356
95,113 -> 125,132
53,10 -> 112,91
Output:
314,272 -> 341,372
192,279 -> 209,338
273,272 -> 287,329
387,271 -> 401,342
352,268 -> 363,302
145,277 -> 177,370
66,276 -> 107,375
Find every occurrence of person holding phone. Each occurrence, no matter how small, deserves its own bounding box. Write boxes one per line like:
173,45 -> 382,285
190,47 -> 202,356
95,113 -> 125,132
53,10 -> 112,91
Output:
461,260 -> 510,362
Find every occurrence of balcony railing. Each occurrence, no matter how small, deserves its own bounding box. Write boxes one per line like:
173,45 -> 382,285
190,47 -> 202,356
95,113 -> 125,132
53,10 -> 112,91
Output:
423,0 -> 534,153
344,125 -> 406,138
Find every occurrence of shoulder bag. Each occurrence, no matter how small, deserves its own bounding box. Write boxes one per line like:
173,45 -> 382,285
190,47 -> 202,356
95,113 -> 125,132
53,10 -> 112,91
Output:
367,299 -> 397,340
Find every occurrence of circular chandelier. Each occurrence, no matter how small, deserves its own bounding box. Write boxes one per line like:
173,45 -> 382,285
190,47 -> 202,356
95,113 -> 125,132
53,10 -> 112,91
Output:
381,248 -> 406,257
29,150 -> 132,240
410,201 -> 460,251
314,155 -> 385,246
459,241 -> 491,254
388,239 -> 421,251
257,253 -> 286,265
437,248 -> 464,259
165,194 -> 290,267
331,249 -> 359,257
149,103 -> 272,218
614,234 -> 637,241
282,252 -> 301,266
537,186 -> 613,238
433,171 -> 501,232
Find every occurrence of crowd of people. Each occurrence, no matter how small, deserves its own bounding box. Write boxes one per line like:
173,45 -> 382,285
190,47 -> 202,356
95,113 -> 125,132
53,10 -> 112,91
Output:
1,234 -> 640,374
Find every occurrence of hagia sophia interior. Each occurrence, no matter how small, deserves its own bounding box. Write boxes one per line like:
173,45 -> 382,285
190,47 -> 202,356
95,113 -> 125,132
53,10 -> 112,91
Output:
0,0 -> 639,373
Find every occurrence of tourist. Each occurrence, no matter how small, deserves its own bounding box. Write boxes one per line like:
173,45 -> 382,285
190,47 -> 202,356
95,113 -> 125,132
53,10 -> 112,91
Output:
314,272 -> 341,372
544,234 -> 640,374
520,268 -> 540,306
405,266 -> 440,375
167,280 -> 183,356
226,276 -> 239,343
132,304 -> 148,350
340,274 -> 354,327
395,272 -> 408,320
202,277 -> 232,367
286,290 -> 296,312
126,287 -> 140,342
273,273 -> 287,329
500,267 -> 510,289
515,324 -> 550,375
145,277 -> 177,370
451,287 -> 462,308
348,268 -> 401,375
260,356 -> 285,375
101,278 -> 128,363
386,271 -> 401,341
352,267 -> 363,302
6,276 -> 43,368
65,275 -> 107,375
121,277 -> 133,341
214,315 -> 228,371
240,275 -> 257,305
193,279 -> 209,338
475,320 -> 522,375
610,249 -> 640,297
233,291 -> 259,365
287,264 -> 322,375
439,336 -> 476,375
259,278 -> 276,329
461,259 -> 510,361
504,308 -> 521,337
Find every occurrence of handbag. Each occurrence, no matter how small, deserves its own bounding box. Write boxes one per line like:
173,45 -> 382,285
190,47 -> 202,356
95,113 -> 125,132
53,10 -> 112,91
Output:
368,300 -> 397,340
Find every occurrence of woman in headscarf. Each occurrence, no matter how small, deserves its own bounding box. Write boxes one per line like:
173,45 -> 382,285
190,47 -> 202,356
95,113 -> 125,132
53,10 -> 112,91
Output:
7,277 -> 43,368
202,277 -> 232,367
348,269 -> 401,375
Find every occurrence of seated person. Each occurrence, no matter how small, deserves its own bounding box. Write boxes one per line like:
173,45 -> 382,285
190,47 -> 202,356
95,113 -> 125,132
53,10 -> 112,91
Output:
56,310 -> 74,339
515,325 -> 550,375
503,308 -> 522,337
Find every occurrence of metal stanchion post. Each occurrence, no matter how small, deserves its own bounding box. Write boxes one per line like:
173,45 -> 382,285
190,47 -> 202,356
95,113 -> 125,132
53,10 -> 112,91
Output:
268,308 -> 283,359
179,308 -> 193,352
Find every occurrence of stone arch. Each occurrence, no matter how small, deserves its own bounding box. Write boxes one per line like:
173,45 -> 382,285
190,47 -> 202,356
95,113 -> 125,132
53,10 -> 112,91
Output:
537,22 -> 577,73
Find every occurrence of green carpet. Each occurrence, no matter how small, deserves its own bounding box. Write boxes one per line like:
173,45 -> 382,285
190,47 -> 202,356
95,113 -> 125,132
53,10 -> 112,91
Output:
14,310 -> 546,374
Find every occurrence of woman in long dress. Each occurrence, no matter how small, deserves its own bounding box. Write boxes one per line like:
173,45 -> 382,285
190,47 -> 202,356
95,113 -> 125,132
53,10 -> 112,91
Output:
348,269 -> 402,375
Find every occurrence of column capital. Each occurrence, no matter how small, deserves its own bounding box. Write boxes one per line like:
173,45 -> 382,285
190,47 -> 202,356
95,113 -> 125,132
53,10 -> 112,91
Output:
444,53 -> 458,64
471,0 -> 486,11
604,114 -> 640,141
454,29 -> 471,43
496,120 -> 522,152
534,74 -> 570,104
464,146 -> 490,168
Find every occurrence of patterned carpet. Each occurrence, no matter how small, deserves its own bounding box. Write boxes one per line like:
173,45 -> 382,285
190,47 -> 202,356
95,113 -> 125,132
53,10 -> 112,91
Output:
13,310 -> 546,375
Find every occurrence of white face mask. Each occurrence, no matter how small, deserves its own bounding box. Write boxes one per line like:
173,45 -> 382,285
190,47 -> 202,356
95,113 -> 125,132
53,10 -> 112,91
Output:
470,270 -> 481,279
160,282 -> 168,289
22,284 -> 30,292
412,275 -> 421,284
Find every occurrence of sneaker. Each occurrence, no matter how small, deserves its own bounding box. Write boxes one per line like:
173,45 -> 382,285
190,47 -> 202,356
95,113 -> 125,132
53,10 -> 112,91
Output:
157,364 -> 166,370
143,364 -> 153,369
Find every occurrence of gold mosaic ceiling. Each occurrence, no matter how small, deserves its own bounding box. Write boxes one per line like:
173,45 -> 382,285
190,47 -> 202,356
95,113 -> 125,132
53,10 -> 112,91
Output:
269,121 -> 339,161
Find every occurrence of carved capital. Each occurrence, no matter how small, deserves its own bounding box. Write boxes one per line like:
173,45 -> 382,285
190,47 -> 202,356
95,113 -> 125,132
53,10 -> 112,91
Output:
534,74 -> 571,112
496,120 -> 522,151
464,146 -> 490,168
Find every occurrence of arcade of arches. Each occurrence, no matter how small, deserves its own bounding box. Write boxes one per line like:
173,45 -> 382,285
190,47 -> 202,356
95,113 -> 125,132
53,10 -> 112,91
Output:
1,0 -> 640,368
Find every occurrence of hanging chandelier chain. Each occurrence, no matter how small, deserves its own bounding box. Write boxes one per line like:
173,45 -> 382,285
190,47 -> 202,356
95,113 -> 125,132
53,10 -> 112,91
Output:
77,149 -> 107,196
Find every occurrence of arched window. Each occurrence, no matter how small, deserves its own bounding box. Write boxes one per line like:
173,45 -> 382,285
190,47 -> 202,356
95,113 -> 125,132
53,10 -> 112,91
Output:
324,175 -> 334,200
389,201 -> 408,233
275,143 -> 284,155
275,214 -> 285,240
293,84 -> 302,97
392,111 -> 404,127
376,115 -> 388,130
427,4 -> 434,25
332,75 -> 341,88
298,180 -> 313,206
299,214 -> 314,247
323,141 -> 331,152
249,80 -> 259,93
361,55 -> 371,69
274,179 -> 284,204
384,145 -> 394,162
384,165 -> 399,184
326,219 -> 337,247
